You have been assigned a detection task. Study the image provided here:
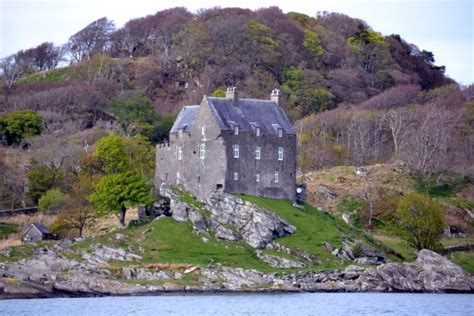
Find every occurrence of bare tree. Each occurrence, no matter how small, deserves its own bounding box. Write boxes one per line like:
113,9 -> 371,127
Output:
0,55 -> 25,98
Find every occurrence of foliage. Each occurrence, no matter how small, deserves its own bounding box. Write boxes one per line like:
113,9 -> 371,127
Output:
0,110 -> 43,145
17,67 -> 72,86
211,88 -> 226,97
92,133 -> 155,179
395,192 -> 445,251
26,162 -> 63,203
303,31 -> 324,58
56,174 -> 98,237
413,174 -> 468,197
38,188 -> 69,213
89,172 -> 152,226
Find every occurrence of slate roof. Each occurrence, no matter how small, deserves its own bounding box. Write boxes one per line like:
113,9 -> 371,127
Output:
30,223 -> 50,234
170,105 -> 199,134
206,97 -> 295,135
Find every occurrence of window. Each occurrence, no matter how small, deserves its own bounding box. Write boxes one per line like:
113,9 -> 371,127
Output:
278,147 -> 283,161
256,173 -> 260,182
256,127 -> 261,137
255,146 -> 261,160
177,171 -> 180,179
177,146 -> 183,160
234,125 -> 239,135
278,128 -> 283,138
199,143 -> 205,159
234,172 -> 238,181
179,128 -> 183,137
274,171 -> 279,183
233,144 -> 239,158
201,125 -> 205,136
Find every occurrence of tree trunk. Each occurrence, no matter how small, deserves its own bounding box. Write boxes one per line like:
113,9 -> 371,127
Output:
119,206 -> 127,227
79,225 -> 84,238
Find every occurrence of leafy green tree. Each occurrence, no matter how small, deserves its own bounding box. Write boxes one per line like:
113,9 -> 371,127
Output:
89,172 -> 152,226
395,192 -> 445,251
0,110 -> 43,145
38,188 -> 69,213
27,162 -> 63,203
211,88 -> 226,97
106,91 -> 172,142
93,134 -> 128,174
92,134 -> 155,179
299,87 -> 335,115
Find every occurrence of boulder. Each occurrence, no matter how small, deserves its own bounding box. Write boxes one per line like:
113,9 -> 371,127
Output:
188,210 -> 209,232
214,225 -> 241,241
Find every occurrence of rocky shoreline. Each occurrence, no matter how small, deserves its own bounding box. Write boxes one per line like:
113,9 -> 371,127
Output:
1,244 -> 473,299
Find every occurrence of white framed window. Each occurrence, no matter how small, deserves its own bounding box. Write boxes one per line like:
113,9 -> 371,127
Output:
234,125 -> 239,135
234,172 -> 238,181
233,144 -> 239,158
274,171 -> 279,183
177,146 -> 183,160
201,125 -> 205,136
255,146 -> 261,160
199,143 -> 205,159
177,171 -> 180,179
179,128 -> 183,137
256,173 -> 260,182
278,147 -> 283,161
278,128 -> 283,138
256,127 -> 261,137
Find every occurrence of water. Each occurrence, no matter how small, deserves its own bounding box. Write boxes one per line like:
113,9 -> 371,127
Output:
0,293 -> 472,316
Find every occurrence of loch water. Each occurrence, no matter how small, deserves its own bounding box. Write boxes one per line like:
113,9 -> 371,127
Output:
1,292 -> 473,315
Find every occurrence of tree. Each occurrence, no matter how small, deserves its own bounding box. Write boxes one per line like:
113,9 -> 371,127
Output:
15,42 -> 63,72
0,55 -> 25,97
0,110 -> 43,145
89,172 -> 152,226
59,174 -> 98,237
93,133 -> 155,179
27,162 -> 63,203
67,17 -> 115,63
395,192 -> 445,251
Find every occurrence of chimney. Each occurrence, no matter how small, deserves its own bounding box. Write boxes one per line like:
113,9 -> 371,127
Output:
226,86 -> 238,104
271,88 -> 280,105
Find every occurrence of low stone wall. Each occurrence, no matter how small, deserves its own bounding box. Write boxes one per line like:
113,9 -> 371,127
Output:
441,244 -> 474,254
0,207 -> 38,218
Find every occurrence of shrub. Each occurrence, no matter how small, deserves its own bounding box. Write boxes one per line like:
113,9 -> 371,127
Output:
27,162 -> 63,203
38,188 -> 69,213
395,192 -> 445,251
0,110 -> 43,145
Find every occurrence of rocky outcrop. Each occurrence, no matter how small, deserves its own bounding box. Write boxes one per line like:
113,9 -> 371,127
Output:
1,248 -> 472,298
159,185 -> 296,249
205,191 -> 296,248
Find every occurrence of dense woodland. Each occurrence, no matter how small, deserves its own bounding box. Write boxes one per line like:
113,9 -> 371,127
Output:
0,7 -> 472,241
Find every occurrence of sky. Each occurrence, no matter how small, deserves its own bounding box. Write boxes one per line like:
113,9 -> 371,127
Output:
0,0 -> 472,84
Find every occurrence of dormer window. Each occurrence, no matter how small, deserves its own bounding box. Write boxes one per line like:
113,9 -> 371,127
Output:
234,125 -> 239,135
179,128 -> 183,137
278,128 -> 283,138
256,127 -> 261,137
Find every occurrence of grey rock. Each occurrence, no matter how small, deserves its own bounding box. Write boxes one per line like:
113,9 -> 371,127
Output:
215,225 -> 241,241
189,210 -> 208,232
318,184 -> 337,200
256,251 -> 305,268
83,244 -> 142,265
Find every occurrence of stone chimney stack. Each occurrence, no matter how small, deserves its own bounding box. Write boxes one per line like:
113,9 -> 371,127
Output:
226,86 -> 238,104
270,88 -> 280,105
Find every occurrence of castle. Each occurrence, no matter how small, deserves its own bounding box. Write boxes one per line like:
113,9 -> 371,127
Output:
155,87 -> 297,201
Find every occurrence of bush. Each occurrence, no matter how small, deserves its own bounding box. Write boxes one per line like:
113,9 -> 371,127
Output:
38,188 -> 69,213
0,110 -> 43,145
27,162 -> 63,203
395,192 -> 445,251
